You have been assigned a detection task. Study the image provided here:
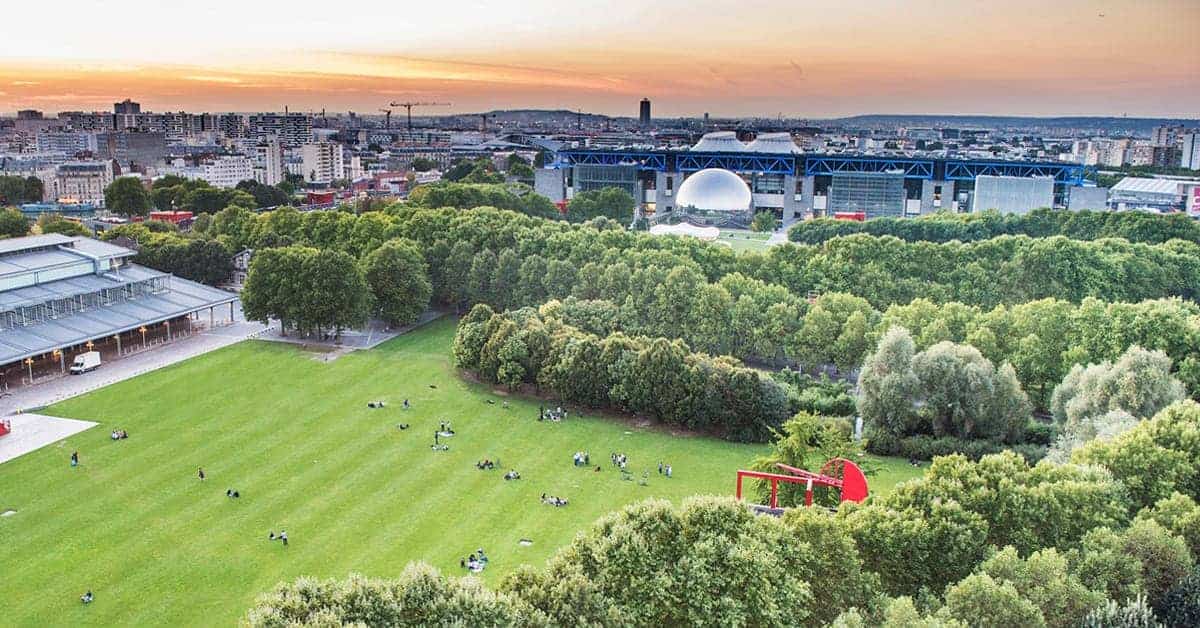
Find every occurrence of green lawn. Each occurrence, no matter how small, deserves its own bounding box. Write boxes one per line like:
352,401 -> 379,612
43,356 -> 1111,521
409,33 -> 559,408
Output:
0,317 -> 922,625
717,230 -> 773,253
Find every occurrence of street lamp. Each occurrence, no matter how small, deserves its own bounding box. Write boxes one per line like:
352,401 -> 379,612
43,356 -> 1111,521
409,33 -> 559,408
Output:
139,326 -> 147,349
24,357 -> 34,384
53,349 -> 64,374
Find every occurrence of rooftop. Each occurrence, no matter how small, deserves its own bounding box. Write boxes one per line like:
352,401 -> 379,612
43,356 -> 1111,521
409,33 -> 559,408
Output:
1111,177 -> 1181,195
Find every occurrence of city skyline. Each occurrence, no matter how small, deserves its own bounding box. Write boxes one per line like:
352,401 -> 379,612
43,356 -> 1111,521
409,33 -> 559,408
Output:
2,0 -> 1198,118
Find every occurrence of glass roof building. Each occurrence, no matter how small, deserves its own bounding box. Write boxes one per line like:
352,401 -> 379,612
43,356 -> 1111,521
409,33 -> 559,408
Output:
0,234 -> 236,367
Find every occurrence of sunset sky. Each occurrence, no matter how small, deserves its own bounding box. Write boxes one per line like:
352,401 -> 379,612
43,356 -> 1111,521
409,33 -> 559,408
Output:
2,0 -> 1197,118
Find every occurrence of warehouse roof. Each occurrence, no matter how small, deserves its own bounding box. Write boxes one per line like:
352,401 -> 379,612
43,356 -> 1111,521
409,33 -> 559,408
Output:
0,266 -> 234,365
1111,177 -> 1180,196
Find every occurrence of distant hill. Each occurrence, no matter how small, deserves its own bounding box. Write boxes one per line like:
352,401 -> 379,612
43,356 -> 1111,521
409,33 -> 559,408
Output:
820,114 -> 1199,135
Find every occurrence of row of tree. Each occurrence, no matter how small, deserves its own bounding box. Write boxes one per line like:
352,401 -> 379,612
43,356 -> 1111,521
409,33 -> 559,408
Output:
183,204 -> 1200,313
202,205 -> 1200,408
247,401 -> 1200,626
240,240 -> 432,336
452,305 -> 791,442
0,175 -> 44,206
789,208 -> 1200,246
103,174 -> 296,217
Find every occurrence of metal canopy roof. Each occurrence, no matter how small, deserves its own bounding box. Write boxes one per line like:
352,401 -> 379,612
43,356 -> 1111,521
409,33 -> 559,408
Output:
1111,177 -> 1180,195
0,264 -> 235,365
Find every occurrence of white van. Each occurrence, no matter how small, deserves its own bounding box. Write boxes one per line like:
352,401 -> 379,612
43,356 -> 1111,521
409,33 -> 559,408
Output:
69,351 -> 102,374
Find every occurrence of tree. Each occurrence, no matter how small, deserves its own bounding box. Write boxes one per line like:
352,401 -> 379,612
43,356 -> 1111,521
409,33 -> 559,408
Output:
0,175 -> 39,205
361,238 -> 432,326
301,249 -> 371,337
751,210 -> 776,232
860,328 -> 1031,443
1051,346 -> 1187,428
235,179 -> 290,208
37,214 -> 88,236
939,573 -> 1047,628
241,246 -> 313,333
22,176 -> 43,203
245,564 -> 544,626
502,497 -> 813,627
566,187 -> 636,225
1076,520 -> 1193,608
858,327 -> 920,437
1074,400 -> 1200,512
103,177 -> 151,216
0,207 -> 29,238
409,157 -> 437,172
975,547 -> 1105,628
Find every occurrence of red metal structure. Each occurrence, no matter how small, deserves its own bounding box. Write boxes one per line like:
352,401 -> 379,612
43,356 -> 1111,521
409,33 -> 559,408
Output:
832,211 -> 867,222
735,457 -> 869,509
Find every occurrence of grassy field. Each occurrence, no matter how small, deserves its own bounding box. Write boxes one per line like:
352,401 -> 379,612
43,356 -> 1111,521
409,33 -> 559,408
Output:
0,317 -> 922,626
717,229 -> 773,253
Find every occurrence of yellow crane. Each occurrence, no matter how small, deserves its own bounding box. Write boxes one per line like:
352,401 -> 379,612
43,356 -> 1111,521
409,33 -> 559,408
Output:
388,101 -> 451,131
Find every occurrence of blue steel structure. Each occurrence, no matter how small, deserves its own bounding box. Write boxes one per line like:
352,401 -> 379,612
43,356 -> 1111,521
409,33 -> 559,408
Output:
943,160 -> 1086,184
549,149 -> 1088,186
804,155 -> 935,179
677,152 -> 795,174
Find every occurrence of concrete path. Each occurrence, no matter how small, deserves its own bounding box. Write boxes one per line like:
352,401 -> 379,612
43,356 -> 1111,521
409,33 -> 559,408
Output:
0,315 -> 268,416
0,413 -> 98,465
255,310 -> 447,355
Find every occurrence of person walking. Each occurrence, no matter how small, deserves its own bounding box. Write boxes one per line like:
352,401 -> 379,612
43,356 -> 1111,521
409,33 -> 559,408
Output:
280,530 -> 288,547
197,467 -> 205,481
70,451 -> 79,467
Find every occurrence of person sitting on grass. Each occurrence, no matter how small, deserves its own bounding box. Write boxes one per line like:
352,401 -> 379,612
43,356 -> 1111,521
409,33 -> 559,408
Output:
80,591 -> 93,604
504,470 -> 521,480
396,423 -> 409,430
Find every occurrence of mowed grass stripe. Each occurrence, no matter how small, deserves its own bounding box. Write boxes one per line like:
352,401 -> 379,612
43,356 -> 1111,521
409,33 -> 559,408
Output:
0,317 -> 920,626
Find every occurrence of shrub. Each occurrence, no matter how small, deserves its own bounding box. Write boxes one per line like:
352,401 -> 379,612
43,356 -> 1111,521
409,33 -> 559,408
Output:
244,564 -> 544,626
1154,567 -> 1200,628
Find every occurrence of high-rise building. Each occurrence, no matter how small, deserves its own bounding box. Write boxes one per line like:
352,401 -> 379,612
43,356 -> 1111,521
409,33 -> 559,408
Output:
248,113 -> 313,147
1182,133 -> 1200,170
255,137 -> 285,186
300,141 -> 344,184
200,155 -> 255,188
639,98 -> 651,125
1152,125 -> 1185,147
17,110 -> 43,120
114,99 -> 141,115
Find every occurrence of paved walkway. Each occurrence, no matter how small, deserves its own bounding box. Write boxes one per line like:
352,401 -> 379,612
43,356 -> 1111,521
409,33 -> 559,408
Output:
255,310 -> 447,357
0,413 -> 98,465
0,315 -> 268,416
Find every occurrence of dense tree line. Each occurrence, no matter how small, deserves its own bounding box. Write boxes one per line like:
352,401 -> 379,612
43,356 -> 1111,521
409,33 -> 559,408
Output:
767,232 -> 1200,309
790,208 -> 1200,246
203,205 -> 1200,407
565,187 -> 636,224
0,175 -> 44,205
452,304 -> 791,442
100,223 -> 234,286
241,245 -> 372,338
407,182 -> 561,219
249,401 -> 1200,626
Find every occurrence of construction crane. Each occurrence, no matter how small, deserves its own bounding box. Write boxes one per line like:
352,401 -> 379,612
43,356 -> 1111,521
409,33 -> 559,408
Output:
388,101 -> 451,131
379,108 -> 393,129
